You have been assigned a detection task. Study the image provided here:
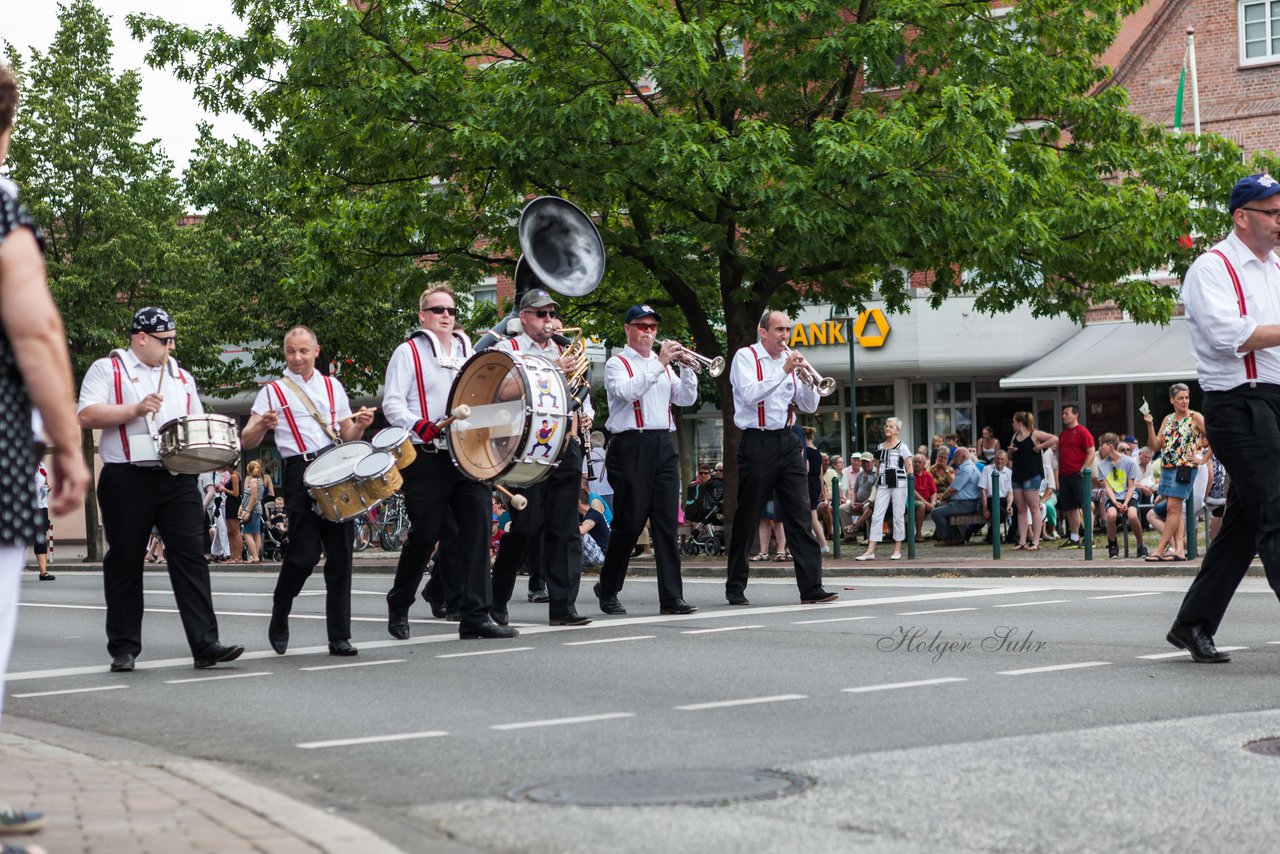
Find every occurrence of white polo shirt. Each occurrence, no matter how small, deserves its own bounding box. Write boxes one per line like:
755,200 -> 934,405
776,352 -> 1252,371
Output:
77,348 -> 204,465
250,369 -> 353,459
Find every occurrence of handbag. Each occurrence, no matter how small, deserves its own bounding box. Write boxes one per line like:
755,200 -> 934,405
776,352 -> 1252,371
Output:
1175,466 -> 1194,484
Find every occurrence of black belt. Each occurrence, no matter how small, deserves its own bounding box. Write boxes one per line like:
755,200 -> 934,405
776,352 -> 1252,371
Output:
284,450 -> 321,465
616,429 -> 671,435
743,428 -> 791,435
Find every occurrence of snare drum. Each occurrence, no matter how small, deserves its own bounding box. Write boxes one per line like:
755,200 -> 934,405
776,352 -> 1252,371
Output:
354,451 -> 403,505
157,415 -> 241,474
303,442 -> 373,522
371,426 -> 417,470
446,350 -> 571,487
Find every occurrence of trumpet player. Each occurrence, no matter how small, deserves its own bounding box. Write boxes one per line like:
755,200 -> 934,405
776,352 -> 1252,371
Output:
488,289 -> 593,626
595,305 -> 699,616
725,310 -> 838,606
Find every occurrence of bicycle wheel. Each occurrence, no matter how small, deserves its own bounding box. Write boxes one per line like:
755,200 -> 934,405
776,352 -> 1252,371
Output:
378,503 -> 410,552
353,518 -> 372,552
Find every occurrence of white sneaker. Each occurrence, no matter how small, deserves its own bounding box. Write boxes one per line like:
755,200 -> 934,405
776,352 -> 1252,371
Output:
855,553 -> 876,561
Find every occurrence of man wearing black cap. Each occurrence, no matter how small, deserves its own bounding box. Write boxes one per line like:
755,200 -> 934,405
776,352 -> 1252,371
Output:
724,309 -> 838,606
77,307 -> 244,672
595,305 -> 699,616
488,289 -> 593,626
1171,173 -> 1280,663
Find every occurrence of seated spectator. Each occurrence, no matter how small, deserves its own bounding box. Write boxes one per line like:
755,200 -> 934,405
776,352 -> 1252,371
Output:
928,448 -> 954,496
1094,432 -> 1147,559
931,447 -> 982,545
1134,446 -> 1160,505
839,453 -> 877,542
819,453 -> 840,541
579,490 -> 610,568
912,453 -> 936,542
980,450 -> 1014,544
1202,447 -> 1227,542
268,496 -> 288,537
944,434 -> 960,464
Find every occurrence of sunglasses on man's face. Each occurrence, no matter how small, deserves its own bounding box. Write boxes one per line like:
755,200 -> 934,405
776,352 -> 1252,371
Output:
528,309 -> 558,319
423,305 -> 457,316
631,322 -> 658,333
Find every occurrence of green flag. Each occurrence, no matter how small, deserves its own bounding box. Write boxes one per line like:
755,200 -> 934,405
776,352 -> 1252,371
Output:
1173,59 -> 1186,132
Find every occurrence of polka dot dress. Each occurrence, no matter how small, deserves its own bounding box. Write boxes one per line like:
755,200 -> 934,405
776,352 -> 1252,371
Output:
0,183 -> 44,548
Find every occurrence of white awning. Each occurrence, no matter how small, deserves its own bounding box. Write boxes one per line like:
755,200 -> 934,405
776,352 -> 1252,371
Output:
999,318 -> 1196,389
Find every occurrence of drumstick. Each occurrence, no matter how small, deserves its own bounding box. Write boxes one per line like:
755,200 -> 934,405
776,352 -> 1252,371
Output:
494,483 -> 527,511
336,407 -> 380,423
433,404 -> 471,431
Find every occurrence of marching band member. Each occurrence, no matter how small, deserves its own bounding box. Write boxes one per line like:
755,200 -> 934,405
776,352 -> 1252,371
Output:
77,307 -> 244,672
488,289 -> 593,626
383,286 -> 516,640
595,305 -> 698,616
725,310 -> 838,606
241,326 -> 375,656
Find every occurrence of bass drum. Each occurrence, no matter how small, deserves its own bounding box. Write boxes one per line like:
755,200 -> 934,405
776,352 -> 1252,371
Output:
157,415 -> 241,474
446,350 -> 571,487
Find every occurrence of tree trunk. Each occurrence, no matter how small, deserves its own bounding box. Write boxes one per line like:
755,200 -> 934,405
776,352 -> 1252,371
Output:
82,427 -> 102,562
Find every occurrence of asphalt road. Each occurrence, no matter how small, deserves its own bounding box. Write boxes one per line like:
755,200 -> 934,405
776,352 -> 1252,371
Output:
11,570 -> 1280,852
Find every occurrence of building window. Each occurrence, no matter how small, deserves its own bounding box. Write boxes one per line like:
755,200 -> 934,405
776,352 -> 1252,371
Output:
1241,1 -> 1280,65
473,276 -> 498,306
912,381 -> 974,449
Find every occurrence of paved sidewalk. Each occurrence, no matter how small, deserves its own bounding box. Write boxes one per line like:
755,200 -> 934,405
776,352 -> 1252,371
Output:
0,720 -> 406,854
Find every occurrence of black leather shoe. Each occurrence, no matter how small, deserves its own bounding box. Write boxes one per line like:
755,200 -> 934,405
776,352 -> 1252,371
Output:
528,588 -> 550,603
491,609 -> 509,626
328,639 -> 358,657
549,613 -> 592,626
660,599 -> 698,615
726,593 -> 750,606
268,612 -> 289,655
1167,621 -> 1230,663
388,616 -> 410,640
194,642 -> 245,669
460,621 -> 520,640
110,652 -> 135,672
600,599 -> 627,615
421,586 -> 448,619
801,591 -> 839,604
446,611 -> 461,622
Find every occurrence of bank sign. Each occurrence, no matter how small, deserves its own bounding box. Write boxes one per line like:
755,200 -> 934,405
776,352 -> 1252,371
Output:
789,310 -> 890,349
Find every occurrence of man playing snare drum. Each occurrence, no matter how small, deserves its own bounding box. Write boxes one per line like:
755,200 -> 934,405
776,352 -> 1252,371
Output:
241,326 -> 375,656
383,285 -> 517,641
77,307 -> 245,672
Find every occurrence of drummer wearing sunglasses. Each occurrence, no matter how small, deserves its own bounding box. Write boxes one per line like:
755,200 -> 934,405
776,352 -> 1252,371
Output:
76,306 -> 245,673
382,285 -> 517,641
488,289 -> 594,627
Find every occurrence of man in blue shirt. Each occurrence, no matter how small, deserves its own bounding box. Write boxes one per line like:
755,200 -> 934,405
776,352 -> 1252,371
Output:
931,447 -> 982,545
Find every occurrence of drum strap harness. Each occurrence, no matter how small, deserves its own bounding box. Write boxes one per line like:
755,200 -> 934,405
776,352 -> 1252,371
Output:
276,376 -> 341,451
406,330 -> 470,444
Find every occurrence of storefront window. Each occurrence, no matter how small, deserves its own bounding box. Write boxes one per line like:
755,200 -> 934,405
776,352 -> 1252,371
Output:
692,417 -> 724,468
911,383 -> 927,405
856,385 -> 894,407
933,382 -> 951,404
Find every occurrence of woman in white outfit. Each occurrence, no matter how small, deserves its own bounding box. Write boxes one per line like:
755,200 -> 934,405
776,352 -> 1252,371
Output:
858,417 -> 913,561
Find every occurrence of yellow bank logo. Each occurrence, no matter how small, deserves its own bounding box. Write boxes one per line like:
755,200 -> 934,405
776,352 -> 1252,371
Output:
788,311 -> 890,349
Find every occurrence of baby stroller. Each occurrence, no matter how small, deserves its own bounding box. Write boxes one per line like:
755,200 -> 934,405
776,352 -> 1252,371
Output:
261,515 -> 288,562
682,479 -> 725,556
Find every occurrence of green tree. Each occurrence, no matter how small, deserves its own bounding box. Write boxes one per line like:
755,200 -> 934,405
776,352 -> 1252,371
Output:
7,0 -> 190,558
129,0 -> 1250,528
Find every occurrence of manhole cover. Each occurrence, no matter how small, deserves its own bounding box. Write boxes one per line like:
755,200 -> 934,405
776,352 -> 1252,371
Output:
507,769 -> 812,807
1245,737 -> 1280,757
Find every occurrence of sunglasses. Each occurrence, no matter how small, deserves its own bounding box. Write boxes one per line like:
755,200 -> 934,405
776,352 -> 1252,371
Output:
631,322 -> 658,332
530,309 -> 558,319
423,306 -> 457,316
146,332 -> 177,346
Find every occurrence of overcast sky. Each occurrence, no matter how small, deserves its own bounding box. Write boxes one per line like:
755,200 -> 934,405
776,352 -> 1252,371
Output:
6,1 -> 265,176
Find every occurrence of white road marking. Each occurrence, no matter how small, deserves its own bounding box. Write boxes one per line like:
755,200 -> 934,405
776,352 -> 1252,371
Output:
791,616 -> 877,625
564,636 -> 655,646
991,600 -> 1069,608
896,608 -> 977,615
165,672 -> 273,684
997,661 -> 1111,675
1089,592 -> 1165,600
13,685 -> 128,699
1138,646 -> 1248,660
675,694 -> 808,711
842,677 -> 968,694
9,586 -> 1059,682
437,647 -> 534,659
491,712 -> 635,731
681,625 -> 764,635
19,602 -> 440,625
297,730 -> 448,749
300,659 -> 405,672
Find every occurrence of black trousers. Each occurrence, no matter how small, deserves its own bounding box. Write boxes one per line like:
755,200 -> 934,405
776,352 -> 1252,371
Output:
274,457 -> 354,641
598,431 -> 684,603
726,429 -> 824,598
491,442 -> 583,619
387,449 -> 493,629
1177,386 -> 1280,634
98,465 -> 219,657
423,522 -> 461,612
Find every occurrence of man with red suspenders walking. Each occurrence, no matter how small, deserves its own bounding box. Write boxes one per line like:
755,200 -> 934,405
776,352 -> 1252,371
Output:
1174,173 -> 1280,663
77,307 -> 244,672
724,309 -> 837,606
594,304 -> 699,616
241,326 -> 375,656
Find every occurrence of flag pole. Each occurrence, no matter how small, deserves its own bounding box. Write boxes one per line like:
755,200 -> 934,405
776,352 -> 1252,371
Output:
1188,27 -> 1201,138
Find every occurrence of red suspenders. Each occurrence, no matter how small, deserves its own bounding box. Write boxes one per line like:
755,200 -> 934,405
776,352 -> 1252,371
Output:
617,356 -> 644,428
111,357 -> 131,461
1210,249 -> 1259,384
406,339 -> 429,419
270,382 -> 306,452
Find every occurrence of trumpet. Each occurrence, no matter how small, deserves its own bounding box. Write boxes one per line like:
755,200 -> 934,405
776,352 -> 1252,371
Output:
784,347 -> 837,397
658,340 -> 725,377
